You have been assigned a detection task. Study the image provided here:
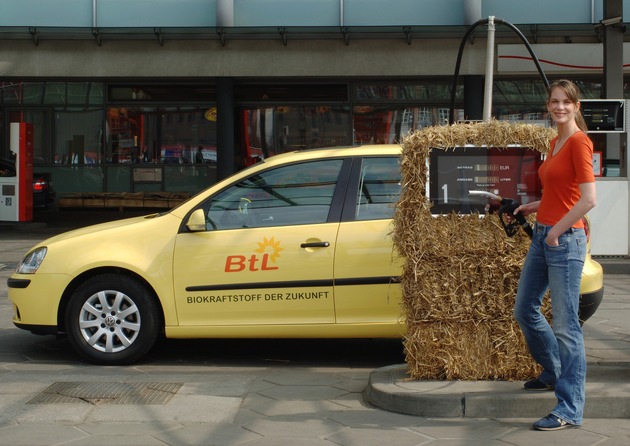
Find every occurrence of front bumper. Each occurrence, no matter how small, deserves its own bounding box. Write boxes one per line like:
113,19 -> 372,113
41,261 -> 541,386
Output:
8,273 -> 70,331
579,286 -> 605,324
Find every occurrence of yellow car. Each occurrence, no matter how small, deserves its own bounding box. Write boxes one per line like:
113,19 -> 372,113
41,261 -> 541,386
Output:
7,145 -> 604,365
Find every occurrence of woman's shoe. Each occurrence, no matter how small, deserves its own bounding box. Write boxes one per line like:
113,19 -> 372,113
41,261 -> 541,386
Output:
523,378 -> 555,391
533,414 -> 579,431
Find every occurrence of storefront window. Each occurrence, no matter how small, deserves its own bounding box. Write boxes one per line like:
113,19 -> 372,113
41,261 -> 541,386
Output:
492,79 -> 604,122
354,83 -> 455,102
352,81 -> 457,143
54,108 -> 104,164
353,106 -> 449,144
106,107 -> 157,164
242,106 -> 351,160
109,84 -> 216,102
0,82 -> 24,105
3,78 -> 629,200
44,83 -> 67,104
106,106 -> 217,165
0,81 -> 104,106
160,106 -> 217,164
236,84 -> 347,102
0,110 -> 4,159
68,82 -> 104,105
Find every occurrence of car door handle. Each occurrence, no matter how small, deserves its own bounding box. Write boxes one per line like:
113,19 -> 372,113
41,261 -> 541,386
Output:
300,242 -> 330,248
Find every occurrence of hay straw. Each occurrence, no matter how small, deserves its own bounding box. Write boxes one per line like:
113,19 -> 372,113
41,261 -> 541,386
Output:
394,121 -> 555,380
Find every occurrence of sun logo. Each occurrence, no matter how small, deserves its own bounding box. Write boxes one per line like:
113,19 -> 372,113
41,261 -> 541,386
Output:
255,236 -> 283,263
224,236 -> 283,272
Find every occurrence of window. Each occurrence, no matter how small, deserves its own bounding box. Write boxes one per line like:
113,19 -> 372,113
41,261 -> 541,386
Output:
236,84 -> 347,102
0,82 -> 103,106
106,107 -> 156,163
353,106 -> 447,144
160,107 -> 217,164
355,157 -> 401,220
55,108 -> 104,164
354,83 -> 455,102
352,81 -> 459,143
205,159 -> 344,230
242,106 -> 350,159
108,84 -> 216,102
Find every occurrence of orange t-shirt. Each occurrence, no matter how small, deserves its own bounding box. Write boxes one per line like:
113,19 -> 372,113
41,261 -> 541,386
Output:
537,131 -> 594,228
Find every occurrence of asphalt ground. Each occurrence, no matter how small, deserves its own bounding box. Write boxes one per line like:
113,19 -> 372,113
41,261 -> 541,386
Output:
0,209 -> 629,445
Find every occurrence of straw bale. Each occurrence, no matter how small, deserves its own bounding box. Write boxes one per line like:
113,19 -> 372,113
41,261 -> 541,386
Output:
394,121 -> 556,381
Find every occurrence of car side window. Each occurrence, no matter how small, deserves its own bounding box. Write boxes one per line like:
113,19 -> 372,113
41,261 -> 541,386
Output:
355,157 -> 401,221
205,159 -> 344,230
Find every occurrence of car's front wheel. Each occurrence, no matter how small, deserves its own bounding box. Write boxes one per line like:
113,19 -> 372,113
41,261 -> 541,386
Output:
65,274 -> 160,365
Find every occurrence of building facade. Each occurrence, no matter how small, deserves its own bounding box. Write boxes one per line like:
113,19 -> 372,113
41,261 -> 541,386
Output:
1,0 -> 629,254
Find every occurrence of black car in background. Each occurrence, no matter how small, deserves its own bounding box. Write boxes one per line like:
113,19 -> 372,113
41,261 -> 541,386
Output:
0,158 -> 56,209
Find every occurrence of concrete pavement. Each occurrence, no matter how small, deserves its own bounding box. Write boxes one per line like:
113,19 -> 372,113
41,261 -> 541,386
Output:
366,274 -> 630,419
1,212 -> 630,445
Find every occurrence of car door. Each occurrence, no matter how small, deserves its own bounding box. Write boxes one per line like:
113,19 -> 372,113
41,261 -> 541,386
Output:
172,158 -> 350,327
333,156 -> 404,332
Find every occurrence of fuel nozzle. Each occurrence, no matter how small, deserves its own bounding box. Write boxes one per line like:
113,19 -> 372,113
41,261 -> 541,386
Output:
469,190 -> 533,238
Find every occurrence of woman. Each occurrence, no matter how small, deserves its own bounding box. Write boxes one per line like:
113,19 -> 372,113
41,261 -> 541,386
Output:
512,79 -> 596,431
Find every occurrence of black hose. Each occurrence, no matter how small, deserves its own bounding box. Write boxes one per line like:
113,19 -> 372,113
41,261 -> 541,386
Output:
449,18 -> 550,124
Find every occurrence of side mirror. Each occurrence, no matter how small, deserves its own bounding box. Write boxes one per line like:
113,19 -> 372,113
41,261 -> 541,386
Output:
186,208 -> 207,232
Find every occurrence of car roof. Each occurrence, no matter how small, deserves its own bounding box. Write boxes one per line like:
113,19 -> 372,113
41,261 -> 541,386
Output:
258,144 -> 402,167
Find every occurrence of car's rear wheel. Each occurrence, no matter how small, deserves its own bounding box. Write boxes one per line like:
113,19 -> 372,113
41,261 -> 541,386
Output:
65,274 -> 160,365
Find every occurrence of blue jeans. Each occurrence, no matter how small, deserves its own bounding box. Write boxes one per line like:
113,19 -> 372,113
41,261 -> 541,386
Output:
514,222 -> 587,425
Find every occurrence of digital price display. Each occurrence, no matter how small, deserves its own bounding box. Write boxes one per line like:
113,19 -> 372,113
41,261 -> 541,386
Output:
429,146 -> 543,214
581,99 -> 625,133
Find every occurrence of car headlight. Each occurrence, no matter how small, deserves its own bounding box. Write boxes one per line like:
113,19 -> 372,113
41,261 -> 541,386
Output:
17,247 -> 47,274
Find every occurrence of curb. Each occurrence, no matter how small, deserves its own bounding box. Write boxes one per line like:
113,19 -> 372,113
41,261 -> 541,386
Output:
595,257 -> 630,275
364,363 -> 630,418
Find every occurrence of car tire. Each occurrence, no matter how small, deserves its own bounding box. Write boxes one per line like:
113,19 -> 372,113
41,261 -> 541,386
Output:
65,274 -> 161,365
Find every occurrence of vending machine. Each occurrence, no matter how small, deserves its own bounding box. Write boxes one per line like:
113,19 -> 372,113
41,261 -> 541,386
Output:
0,122 -> 33,222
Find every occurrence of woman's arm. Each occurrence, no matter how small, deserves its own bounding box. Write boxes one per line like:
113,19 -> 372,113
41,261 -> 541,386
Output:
546,182 -> 596,246
514,200 -> 540,217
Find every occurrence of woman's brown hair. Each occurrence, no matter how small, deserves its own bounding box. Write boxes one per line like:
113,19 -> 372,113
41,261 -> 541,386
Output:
547,79 -> 588,132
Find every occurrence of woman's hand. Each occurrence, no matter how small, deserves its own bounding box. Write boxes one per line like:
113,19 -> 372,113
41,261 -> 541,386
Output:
545,233 -> 560,247
504,201 -> 539,223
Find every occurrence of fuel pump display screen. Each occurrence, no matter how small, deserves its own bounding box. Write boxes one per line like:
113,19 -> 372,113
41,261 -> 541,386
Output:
2,184 -> 15,196
581,100 -> 625,132
429,146 -> 543,214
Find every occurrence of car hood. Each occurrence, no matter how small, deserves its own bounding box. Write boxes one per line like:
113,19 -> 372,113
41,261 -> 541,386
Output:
36,213 -> 168,247
28,212 -> 183,278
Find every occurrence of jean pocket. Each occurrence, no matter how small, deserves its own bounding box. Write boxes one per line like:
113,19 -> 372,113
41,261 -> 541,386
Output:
545,234 -> 569,250
545,241 -> 563,249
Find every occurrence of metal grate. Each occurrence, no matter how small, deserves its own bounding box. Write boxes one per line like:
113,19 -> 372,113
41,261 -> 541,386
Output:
27,382 -> 183,405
